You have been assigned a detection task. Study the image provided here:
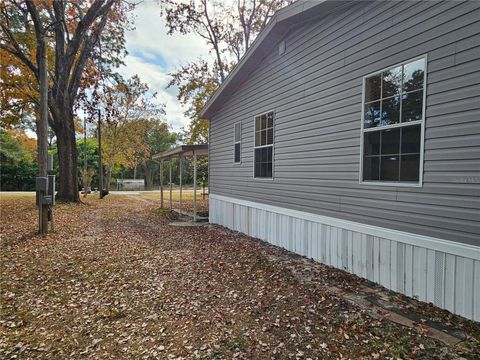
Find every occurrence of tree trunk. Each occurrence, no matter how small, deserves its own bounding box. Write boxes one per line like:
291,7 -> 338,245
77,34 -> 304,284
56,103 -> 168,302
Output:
105,164 -> 113,191
37,36 -> 49,235
54,117 -> 80,202
144,164 -> 153,191
133,165 -> 137,180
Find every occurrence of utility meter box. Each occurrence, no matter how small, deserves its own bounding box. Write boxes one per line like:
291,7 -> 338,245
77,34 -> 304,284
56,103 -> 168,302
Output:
36,177 -> 48,192
41,196 -> 53,205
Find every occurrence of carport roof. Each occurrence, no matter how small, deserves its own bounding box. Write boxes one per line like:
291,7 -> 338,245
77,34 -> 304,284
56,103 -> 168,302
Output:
152,144 -> 208,160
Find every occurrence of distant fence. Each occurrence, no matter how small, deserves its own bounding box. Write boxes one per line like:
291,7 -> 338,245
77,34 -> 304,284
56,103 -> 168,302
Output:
116,179 -> 144,191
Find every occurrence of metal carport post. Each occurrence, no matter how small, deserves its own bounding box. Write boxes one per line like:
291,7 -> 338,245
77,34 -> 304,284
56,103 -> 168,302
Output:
159,159 -> 164,208
153,144 -> 208,222
193,150 -> 197,222
169,158 -> 173,210
179,155 -> 183,213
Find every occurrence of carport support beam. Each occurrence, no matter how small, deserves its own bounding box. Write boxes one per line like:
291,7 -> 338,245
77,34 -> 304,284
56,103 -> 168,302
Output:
160,160 -> 164,208
169,159 -> 172,210
193,150 -> 197,222
179,155 -> 183,213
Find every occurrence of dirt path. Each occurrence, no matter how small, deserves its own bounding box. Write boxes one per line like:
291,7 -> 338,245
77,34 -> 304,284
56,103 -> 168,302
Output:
1,195 -> 479,359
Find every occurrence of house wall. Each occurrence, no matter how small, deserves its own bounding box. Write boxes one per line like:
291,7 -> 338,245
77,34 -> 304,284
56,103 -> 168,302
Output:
209,0 -> 480,246
208,0 -> 480,320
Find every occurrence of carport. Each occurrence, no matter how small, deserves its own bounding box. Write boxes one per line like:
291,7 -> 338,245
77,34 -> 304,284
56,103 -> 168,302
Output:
152,144 -> 208,222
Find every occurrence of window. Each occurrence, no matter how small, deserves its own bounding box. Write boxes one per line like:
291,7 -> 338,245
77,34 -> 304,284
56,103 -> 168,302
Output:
234,122 -> 241,163
254,111 -> 274,178
361,57 -> 426,184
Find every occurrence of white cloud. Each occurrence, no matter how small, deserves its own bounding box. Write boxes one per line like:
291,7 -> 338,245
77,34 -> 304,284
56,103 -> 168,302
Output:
121,55 -> 187,130
126,1 -> 209,65
120,1 -> 211,132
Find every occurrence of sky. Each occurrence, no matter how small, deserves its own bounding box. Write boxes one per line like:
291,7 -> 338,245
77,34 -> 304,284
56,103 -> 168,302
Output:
119,1 -> 211,132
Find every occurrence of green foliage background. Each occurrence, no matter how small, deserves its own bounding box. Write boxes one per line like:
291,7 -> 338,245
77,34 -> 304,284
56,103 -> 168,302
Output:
0,129 -> 37,191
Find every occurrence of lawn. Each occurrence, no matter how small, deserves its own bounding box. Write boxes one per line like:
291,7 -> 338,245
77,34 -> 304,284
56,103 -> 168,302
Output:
1,194 -> 479,359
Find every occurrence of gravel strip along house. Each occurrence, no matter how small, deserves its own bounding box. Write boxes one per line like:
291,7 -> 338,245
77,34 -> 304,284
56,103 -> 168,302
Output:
200,0 -> 480,321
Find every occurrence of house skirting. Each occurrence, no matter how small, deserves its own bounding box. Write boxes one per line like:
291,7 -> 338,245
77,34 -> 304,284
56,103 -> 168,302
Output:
209,193 -> 480,322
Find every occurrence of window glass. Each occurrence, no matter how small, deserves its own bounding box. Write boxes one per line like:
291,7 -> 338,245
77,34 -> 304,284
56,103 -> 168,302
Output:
267,146 -> 273,163
364,101 -> 381,128
234,123 -> 241,163
255,162 -> 262,178
402,90 -> 423,122
261,130 -> 267,146
255,131 -> 261,147
382,66 -> 402,98
267,112 -> 274,128
363,156 -> 380,180
400,154 -> 420,181
401,125 -> 421,154
363,126 -> 422,182
261,114 -> 267,130
365,74 -> 381,102
380,155 -> 399,181
259,147 -> 266,162
234,143 -> 240,163
267,128 -> 273,144
381,96 -> 400,126
254,148 -> 272,177
254,111 -> 274,178
403,58 -> 425,92
381,128 -> 400,155
265,159 -> 272,178
364,131 -> 380,156
234,123 -> 241,142
361,57 -> 425,184
255,116 -> 261,131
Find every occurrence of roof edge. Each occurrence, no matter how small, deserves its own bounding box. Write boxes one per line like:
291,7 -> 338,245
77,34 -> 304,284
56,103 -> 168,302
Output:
200,0 -> 348,119
152,144 -> 208,160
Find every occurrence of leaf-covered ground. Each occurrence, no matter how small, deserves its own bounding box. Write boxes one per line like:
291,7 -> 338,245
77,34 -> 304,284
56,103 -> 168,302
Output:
1,194 -> 479,359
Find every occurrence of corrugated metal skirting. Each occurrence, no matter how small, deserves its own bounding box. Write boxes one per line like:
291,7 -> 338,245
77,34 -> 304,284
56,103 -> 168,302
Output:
210,195 -> 480,322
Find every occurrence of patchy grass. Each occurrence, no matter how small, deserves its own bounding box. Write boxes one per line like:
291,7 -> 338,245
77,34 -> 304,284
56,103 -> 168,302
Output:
1,194 -> 478,359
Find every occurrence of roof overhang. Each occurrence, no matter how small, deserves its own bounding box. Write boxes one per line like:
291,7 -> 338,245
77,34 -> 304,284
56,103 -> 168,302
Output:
152,144 -> 208,161
200,0 -> 357,119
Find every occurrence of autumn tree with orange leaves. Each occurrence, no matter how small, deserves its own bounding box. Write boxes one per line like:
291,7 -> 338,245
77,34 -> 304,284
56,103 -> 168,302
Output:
0,46 -> 38,129
91,75 -> 175,190
0,0 -> 133,202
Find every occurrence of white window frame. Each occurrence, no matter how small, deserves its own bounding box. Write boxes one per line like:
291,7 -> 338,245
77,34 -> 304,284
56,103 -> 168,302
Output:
233,122 -> 241,164
253,110 -> 275,180
359,54 -> 427,187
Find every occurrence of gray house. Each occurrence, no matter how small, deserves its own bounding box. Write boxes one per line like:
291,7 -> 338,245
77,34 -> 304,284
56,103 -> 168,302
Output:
200,0 -> 480,321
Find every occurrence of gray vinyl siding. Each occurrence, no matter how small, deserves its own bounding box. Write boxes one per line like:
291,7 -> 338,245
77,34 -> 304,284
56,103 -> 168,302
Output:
209,0 -> 480,246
